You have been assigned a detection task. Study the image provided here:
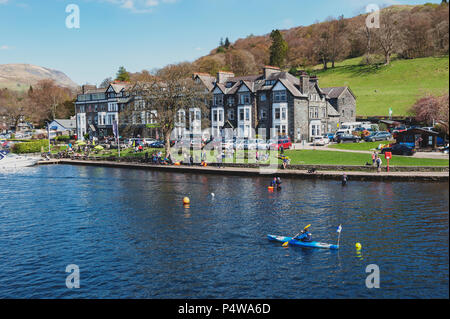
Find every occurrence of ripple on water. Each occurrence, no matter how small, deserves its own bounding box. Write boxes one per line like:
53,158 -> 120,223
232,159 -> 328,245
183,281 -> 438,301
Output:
0,166 -> 448,298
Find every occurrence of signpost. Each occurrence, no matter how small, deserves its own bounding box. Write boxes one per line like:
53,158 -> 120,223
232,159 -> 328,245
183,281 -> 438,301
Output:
384,152 -> 392,172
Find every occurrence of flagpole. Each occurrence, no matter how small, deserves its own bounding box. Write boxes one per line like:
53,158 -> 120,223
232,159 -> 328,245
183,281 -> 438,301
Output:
337,225 -> 342,247
117,118 -> 120,158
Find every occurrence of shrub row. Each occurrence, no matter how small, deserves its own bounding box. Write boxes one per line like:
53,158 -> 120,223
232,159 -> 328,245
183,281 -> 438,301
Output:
12,139 -> 49,154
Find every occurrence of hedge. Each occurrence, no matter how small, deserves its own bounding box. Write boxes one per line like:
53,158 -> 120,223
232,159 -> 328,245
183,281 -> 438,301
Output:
12,140 -> 49,154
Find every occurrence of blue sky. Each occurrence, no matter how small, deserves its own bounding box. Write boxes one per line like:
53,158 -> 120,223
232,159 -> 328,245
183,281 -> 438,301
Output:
0,0 -> 441,86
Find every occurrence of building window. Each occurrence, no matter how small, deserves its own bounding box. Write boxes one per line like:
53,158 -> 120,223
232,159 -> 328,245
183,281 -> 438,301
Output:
260,93 -> 266,102
275,108 -> 280,120
273,90 -> 287,102
214,94 -> 223,106
239,93 -> 251,105
239,109 -> 244,121
281,108 -> 287,121
228,109 -> 235,121
228,97 -> 234,106
260,110 -> 267,120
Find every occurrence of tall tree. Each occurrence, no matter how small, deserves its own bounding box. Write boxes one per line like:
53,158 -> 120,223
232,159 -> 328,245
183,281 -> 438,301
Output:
329,15 -> 347,68
224,37 -> 231,49
0,89 -> 29,131
99,77 -> 113,88
28,80 -> 72,124
115,66 -> 131,82
128,62 -> 211,156
374,9 -> 400,65
269,30 -> 289,67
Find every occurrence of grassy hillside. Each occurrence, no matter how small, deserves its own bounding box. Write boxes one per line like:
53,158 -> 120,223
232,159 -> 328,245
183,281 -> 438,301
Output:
312,56 -> 449,117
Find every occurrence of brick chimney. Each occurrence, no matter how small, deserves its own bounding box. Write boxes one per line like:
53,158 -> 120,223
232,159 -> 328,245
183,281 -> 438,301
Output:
263,65 -> 281,79
217,71 -> 235,84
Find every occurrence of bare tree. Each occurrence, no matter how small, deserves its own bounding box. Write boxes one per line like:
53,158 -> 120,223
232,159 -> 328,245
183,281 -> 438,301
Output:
28,80 -> 73,124
0,89 -> 29,131
128,62 -> 212,156
329,15 -> 348,68
374,9 -> 400,65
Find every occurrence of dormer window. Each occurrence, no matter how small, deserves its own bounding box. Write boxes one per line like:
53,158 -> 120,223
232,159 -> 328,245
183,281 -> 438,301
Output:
265,80 -> 275,86
226,82 -> 233,88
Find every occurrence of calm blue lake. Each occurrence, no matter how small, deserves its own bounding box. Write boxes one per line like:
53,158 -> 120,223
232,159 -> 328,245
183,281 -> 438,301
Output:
0,165 -> 448,298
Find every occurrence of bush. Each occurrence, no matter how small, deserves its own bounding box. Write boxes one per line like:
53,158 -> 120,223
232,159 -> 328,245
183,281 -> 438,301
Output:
12,139 -> 49,154
56,135 -> 70,142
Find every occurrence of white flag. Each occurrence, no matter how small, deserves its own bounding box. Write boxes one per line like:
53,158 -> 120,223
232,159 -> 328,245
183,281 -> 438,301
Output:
337,225 -> 342,233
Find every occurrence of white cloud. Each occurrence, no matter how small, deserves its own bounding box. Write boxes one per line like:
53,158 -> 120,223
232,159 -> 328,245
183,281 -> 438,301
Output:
0,0 -> 10,4
103,0 -> 178,13
0,45 -> 12,50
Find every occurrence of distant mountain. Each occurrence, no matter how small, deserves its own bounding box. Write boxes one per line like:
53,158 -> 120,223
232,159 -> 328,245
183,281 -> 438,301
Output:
0,64 -> 78,91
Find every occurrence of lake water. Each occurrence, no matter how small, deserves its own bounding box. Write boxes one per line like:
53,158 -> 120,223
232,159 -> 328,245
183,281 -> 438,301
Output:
0,165 -> 448,298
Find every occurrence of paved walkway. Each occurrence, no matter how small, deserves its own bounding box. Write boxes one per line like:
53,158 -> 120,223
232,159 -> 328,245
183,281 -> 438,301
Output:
38,159 -> 449,182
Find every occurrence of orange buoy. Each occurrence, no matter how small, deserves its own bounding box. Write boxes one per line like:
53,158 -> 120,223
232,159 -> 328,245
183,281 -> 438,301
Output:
183,197 -> 190,205
268,186 -> 274,191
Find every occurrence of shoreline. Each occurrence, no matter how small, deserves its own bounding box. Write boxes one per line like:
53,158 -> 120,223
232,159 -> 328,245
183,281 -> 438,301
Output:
37,159 -> 449,182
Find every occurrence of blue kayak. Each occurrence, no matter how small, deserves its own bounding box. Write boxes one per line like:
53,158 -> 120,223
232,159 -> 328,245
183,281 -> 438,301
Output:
267,234 -> 339,250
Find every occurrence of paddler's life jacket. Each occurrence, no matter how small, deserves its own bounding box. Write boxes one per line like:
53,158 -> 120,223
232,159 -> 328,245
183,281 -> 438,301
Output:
297,232 -> 312,242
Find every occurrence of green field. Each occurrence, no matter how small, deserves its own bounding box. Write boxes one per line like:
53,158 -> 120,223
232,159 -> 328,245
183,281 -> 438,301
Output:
327,141 -> 392,151
311,56 -> 449,117
284,150 -> 449,167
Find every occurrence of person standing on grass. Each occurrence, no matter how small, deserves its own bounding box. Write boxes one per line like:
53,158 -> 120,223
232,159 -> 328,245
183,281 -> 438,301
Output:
372,151 -> 377,166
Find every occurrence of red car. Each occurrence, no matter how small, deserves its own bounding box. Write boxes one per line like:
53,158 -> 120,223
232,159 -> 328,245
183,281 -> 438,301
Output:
269,136 -> 292,150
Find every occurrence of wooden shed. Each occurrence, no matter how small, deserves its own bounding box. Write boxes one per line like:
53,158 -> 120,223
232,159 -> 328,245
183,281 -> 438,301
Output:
394,128 -> 439,150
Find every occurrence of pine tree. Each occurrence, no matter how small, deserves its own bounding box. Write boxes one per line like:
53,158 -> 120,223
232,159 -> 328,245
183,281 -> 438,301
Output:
115,66 -> 130,82
224,37 -> 231,49
269,30 -> 288,68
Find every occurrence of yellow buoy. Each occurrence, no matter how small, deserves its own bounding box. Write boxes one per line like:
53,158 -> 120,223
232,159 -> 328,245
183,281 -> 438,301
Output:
355,243 -> 362,250
183,197 -> 190,205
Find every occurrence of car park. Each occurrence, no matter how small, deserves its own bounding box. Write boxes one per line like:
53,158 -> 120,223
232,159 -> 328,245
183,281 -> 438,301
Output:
381,144 -> 416,156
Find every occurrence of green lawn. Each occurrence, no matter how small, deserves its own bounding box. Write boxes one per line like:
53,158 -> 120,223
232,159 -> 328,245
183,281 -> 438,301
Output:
79,146 -> 449,167
310,55 -> 449,116
327,141 -> 392,151
284,150 -> 449,167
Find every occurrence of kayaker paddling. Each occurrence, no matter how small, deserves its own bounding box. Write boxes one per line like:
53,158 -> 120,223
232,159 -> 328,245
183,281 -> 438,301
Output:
293,224 -> 313,242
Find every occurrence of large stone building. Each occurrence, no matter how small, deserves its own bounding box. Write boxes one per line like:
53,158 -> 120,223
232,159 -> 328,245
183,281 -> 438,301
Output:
194,66 -> 356,142
75,67 -> 356,142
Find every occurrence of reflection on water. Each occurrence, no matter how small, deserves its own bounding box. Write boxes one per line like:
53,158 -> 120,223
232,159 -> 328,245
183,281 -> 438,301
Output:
0,165 -> 448,299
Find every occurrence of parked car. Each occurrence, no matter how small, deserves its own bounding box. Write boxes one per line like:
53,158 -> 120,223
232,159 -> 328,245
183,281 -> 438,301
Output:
143,138 -> 157,146
269,137 -> 292,150
364,131 -> 392,142
312,136 -> 329,146
325,133 -> 335,141
150,141 -> 165,148
391,126 -> 407,133
336,134 -> 361,143
381,144 -> 416,156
